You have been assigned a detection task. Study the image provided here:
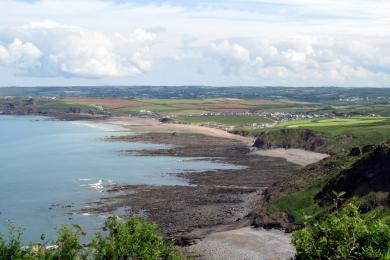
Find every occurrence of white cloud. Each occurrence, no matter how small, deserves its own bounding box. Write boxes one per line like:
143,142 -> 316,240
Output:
19,19 -> 63,30
0,0 -> 389,86
0,38 -> 41,69
132,29 -> 156,43
4,20 -> 156,78
282,50 -> 306,63
211,40 -> 250,63
202,35 -> 390,84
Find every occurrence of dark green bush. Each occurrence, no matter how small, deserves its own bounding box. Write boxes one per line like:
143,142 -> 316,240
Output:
292,203 -> 390,259
90,216 -> 181,260
0,216 -> 182,260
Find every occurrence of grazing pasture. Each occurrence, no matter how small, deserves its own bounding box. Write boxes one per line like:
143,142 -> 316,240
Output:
64,98 -> 146,108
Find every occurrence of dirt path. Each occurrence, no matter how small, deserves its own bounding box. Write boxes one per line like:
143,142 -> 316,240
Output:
186,227 -> 295,260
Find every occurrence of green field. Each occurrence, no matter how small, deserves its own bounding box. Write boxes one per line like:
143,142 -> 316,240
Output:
274,116 -> 390,147
278,117 -> 387,129
38,97 -> 332,117
134,98 -> 225,105
175,115 -> 274,128
3,96 -> 390,147
35,99 -> 94,114
323,100 -> 390,116
250,101 -> 319,113
104,98 -> 227,116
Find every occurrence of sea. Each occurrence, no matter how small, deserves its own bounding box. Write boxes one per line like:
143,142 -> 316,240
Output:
0,115 -> 239,242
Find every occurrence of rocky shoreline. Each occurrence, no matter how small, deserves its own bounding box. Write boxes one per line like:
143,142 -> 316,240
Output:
78,132 -> 301,246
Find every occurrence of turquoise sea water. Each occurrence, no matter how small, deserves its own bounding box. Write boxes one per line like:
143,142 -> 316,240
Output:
0,115 -> 239,242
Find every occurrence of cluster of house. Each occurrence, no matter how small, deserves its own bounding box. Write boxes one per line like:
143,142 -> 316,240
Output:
338,96 -> 390,102
261,111 -> 331,121
138,109 -> 153,114
89,104 -> 104,111
338,97 -> 366,102
250,122 -> 273,129
41,96 -> 57,100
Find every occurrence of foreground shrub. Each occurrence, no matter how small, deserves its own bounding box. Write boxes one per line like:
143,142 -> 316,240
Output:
0,224 -> 28,259
0,216 -> 182,260
292,203 -> 390,259
90,216 -> 181,260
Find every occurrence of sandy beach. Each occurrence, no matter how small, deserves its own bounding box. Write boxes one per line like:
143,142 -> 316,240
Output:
95,116 -> 255,144
86,116 -> 328,166
252,148 -> 329,166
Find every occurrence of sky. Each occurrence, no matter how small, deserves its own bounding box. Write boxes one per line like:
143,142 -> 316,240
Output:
0,0 -> 390,87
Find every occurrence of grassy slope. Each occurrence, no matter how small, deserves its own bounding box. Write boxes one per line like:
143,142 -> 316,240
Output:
275,117 -> 390,149
260,143 -> 390,229
262,155 -> 359,225
267,181 -> 326,223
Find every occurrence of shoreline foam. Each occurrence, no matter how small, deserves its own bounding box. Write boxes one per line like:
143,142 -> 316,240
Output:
69,120 -> 130,132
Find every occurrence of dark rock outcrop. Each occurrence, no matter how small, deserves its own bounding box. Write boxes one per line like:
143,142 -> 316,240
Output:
362,144 -> 375,154
253,137 -> 270,149
249,212 -> 297,232
349,147 -> 361,156
67,106 -> 81,113
316,144 -> 390,206
253,129 -> 327,152
160,117 -> 174,123
301,129 -> 326,151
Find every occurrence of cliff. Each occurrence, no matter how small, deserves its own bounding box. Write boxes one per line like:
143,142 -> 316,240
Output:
252,128 -> 355,155
249,144 -> 390,231
316,144 -> 390,209
0,97 -> 35,115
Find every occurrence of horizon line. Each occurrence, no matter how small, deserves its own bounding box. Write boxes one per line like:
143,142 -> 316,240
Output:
1,85 -> 389,89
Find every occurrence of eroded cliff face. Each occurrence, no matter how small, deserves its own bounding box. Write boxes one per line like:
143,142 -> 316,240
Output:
316,144 -> 390,208
0,97 -> 111,120
253,129 -> 327,150
252,128 -> 354,154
